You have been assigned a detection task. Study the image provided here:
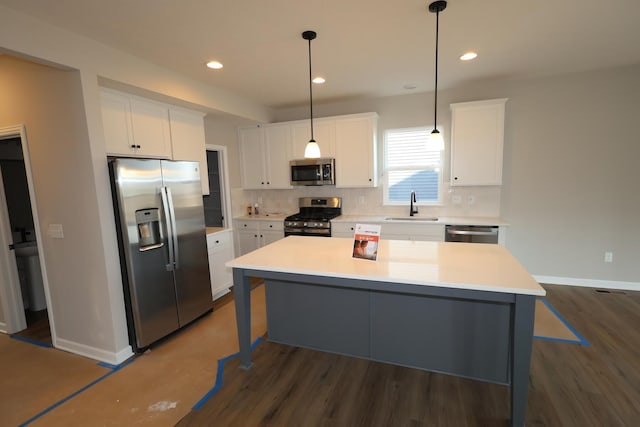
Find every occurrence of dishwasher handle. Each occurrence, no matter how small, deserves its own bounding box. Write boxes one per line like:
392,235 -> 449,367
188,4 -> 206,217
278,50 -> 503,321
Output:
446,229 -> 498,236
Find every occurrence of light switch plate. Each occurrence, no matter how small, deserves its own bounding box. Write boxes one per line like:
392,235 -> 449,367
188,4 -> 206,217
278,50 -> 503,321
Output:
48,223 -> 64,239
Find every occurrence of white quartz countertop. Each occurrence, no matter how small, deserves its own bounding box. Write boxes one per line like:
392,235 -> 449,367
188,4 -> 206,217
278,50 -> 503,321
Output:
332,215 -> 509,226
227,236 -> 544,296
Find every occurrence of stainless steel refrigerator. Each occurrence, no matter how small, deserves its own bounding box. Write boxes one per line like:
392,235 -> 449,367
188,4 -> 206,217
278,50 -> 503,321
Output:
109,158 -> 212,352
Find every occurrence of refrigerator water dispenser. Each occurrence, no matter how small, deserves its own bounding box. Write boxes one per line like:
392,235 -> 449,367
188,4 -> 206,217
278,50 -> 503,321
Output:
135,208 -> 163,250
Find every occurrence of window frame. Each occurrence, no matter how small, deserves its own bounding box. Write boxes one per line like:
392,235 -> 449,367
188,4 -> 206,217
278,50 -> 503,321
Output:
382,126 -> 444,206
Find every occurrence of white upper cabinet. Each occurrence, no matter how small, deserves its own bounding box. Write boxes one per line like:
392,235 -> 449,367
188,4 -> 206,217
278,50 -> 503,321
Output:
238,124 -> 292,190
263,123 -> 293,189
101,90 -> 135,155
102,90 -> 170,158
237,112 -> 378,190
290,119 -> 336,159
100,89 -> 209,194
169,107 -> 209,195
128,98 -> 172,158
450,98 -> 507,186
334,113 -> 378,188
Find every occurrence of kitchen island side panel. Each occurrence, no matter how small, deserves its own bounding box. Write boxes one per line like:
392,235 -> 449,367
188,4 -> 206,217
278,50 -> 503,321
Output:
370,292 -> 511,383
265,278 -> 511,383
265,280 -> 370,357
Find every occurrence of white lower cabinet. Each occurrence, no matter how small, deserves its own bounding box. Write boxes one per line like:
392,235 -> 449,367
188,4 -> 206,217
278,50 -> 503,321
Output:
332,222 -> 357,238
207,230 -> 234,300
235,219 -> 284,256
333,221 -> 444,241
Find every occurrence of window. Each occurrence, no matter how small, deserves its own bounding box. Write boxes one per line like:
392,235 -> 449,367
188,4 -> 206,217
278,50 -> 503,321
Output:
383,127 -> 442,205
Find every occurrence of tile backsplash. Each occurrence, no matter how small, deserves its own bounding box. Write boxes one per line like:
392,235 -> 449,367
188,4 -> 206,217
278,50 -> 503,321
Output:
231,184 -> 501,219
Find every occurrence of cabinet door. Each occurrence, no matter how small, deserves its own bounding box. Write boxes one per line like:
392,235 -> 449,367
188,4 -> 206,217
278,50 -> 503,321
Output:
290,120 -> 335,159
261,229 -> 284,247
263,124 -> 292,189
169,108 -> 208,195
238,126 -> 266,189
208,231 -> 233,299
101,90 -> 135,155
335,114 -> 378,188
450,99 -> 507,186
130,98 -> 172,158
237,230 -> 260,255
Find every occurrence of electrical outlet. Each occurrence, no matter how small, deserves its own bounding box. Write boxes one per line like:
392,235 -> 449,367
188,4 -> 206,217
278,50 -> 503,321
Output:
467,195 -> 476,205
452,195 -> 462,205
604,251 -> 613,263
358,196 -> 365,205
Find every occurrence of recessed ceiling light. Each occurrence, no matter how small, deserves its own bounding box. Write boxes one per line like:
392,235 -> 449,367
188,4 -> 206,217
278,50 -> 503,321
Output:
460,52 -> 478,61
206,60 -> 223,69
312,76 -> 325,84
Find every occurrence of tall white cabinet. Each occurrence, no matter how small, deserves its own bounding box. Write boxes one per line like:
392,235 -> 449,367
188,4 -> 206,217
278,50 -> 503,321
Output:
335,113 -> 378,187
450,98 -> 507,186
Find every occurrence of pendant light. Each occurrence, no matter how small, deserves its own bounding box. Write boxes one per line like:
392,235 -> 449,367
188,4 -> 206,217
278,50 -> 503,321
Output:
302,30 -> 321,159
428,1 -> 446,151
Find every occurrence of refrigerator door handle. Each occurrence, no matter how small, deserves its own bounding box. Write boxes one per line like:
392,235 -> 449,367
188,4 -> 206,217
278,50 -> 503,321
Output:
160,186 -> 175,271
165,186 -> 180,270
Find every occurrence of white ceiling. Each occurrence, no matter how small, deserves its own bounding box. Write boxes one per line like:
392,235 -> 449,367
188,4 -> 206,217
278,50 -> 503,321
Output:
2,0 -> 640,109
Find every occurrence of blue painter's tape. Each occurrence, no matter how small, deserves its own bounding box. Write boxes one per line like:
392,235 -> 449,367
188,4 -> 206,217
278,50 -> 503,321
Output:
534,298 -> 590,346
10,334 -> 53,348
18,357 -> 135,426
192,336 -> 263,410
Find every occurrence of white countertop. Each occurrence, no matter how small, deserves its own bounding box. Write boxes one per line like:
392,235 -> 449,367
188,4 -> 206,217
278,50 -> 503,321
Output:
227,236 -> 544,296
333,215 -> 509,226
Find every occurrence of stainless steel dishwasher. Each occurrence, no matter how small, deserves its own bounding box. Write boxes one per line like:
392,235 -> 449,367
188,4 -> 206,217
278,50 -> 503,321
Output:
445,225 -> 499,244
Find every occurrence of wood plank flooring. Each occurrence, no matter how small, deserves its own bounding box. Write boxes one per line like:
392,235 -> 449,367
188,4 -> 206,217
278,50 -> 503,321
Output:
177,285 -> 640,427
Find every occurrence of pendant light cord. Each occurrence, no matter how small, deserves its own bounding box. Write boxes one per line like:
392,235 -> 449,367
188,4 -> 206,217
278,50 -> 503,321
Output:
433,9 -> 440,131
308,38 -> 315,141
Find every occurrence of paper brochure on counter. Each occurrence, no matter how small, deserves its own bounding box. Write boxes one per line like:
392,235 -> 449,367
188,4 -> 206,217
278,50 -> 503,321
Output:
352,223 -> 381,261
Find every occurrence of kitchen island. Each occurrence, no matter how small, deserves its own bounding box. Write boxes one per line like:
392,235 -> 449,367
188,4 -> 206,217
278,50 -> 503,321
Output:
227,236 -> 545,427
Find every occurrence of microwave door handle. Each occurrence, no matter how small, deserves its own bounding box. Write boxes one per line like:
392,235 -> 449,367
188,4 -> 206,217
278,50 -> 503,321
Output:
165,187 -> 180,270
160,186 -> 175,271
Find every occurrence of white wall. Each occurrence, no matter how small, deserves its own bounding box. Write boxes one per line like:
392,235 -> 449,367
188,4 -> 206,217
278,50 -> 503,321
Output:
0,4 -> 274,362
269,65 -> 640,287
0,55 -> 130,360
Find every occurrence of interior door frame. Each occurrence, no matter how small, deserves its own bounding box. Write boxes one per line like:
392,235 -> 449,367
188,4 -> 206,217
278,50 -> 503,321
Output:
0,125 -> 53,338
206,144 -> 233,229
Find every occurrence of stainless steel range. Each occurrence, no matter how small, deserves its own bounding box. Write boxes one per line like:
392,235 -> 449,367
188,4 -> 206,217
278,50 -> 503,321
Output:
284,197 -> 342,237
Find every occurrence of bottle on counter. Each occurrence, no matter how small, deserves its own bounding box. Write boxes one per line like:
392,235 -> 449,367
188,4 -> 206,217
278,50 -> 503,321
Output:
247,205 -> 252,215
254,203 -> 260,215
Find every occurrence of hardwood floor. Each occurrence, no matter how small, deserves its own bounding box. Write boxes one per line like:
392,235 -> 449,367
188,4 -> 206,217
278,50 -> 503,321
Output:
177,285 -> 640,427
13,309 -> 51,345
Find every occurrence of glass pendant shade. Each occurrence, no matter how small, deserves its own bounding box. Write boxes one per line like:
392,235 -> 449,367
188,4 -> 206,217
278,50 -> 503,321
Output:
428,129 -> 445,151
304,139 -> 321,158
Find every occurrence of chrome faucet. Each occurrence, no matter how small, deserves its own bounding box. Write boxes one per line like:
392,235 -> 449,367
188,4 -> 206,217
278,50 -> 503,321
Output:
409,191 -> 418,216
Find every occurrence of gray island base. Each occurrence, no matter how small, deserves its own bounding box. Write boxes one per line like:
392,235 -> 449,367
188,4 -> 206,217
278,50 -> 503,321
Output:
228,236 -> 545,427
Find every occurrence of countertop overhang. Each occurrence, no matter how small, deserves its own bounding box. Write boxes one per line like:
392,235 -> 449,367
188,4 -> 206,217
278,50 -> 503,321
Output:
227,236 -> 544,296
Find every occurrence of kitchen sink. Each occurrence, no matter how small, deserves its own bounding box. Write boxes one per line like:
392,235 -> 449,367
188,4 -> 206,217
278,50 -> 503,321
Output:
384,217 -> 439,222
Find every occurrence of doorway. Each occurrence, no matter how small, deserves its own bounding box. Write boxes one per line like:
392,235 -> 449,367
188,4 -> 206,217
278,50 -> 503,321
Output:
203,145 -> 232,228
0,132 -> 51,344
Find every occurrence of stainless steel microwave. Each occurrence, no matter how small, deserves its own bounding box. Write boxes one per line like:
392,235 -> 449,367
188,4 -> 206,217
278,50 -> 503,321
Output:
290,158 -> 335,186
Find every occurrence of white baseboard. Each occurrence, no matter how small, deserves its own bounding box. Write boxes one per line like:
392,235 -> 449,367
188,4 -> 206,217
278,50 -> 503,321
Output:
0,322 -> 7,333
55,337 -> 134,365
534,275 -> 640,292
